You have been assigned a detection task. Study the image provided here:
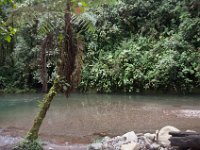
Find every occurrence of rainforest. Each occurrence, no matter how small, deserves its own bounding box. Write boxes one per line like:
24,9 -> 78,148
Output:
0,0 -> 200,150
0,0 -> 199,94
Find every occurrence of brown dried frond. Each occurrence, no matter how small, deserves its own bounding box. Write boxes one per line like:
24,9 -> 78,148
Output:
38,33 -> 53,92
57,0 -> 78,96
71,37 -> 84,88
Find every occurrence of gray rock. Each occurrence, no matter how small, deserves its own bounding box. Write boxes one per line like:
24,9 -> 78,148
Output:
140,136 -> 152,149
0,135 -> 22,147
102,136 -> 111,143
136,133 -> 143,137
88,143 -> 102,150
158,126 -> 180,147
122,131 -> 138,143
150,143 -> 160,150
144,133 -> 156,142
102,131 -> 138,150
121,142 -> 140,150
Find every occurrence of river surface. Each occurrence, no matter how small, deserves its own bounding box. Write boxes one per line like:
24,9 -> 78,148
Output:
0,93 -> 200,144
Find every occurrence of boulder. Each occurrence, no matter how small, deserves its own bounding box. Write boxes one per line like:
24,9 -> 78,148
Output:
150,143 -> 160,150
122,131 -> 138,143
102,136 -> 111,143
88,143 -> 102,150
158,126 -> 180,147
144,133 -> 156,142
102,131 -> 138,149
121,142 -> 139,150
138,136 -> 152,149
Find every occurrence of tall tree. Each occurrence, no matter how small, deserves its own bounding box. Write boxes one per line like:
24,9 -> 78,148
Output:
13,0 -> 97,147
26,0 -> 78,141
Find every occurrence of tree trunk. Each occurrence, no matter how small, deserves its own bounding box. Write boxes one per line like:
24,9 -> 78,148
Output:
40,37 -> 48,93
57,0 -> 77,96
169,131 -> 200,150
0,45 -> 5,66
26,78 -> 60,141
25,0 -> 75,141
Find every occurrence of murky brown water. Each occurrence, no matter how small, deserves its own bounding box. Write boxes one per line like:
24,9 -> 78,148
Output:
0,93 -> 200,144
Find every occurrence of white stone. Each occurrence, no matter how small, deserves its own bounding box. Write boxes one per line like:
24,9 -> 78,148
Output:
122,131 -> 138,143
102,136 -> 111,143
144,133 -> 156,142
158,126 -> 180,147
121,142 -> 139,150
151,143 -> 160,149
138,136 -> 152,149
101,131 -> 138,149
159,148 -> 168,150
88,143 -> 102,150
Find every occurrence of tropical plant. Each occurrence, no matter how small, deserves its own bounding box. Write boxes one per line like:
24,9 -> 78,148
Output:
13,1 -> 91,148
0,0 -> 16,67
79,0 -> 200,93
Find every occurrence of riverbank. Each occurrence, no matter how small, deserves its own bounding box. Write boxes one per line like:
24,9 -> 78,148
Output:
88,126 -> 185,150
0,125 -> 198,150
1,93 -> 200,149
0,135 -> 88,150
0,128 -> 88,150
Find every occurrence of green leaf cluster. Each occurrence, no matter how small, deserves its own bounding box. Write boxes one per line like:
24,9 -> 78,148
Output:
0,0 -> 16,43
1,0 -> 200,94
79,0 -> 200,93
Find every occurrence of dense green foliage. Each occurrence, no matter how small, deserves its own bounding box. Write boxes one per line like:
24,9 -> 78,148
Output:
79,0 -> 200,93
0,0 -> 200,94
0,0 -> 16,43
0,0 -> 61,92
0,0 -> 18,92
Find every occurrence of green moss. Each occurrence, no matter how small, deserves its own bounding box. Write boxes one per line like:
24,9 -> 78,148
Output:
13,140 -> 43,150
26,78 -> 60,141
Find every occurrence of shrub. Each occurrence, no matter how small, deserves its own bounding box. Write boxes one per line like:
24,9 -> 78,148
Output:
13,140 -> 43,150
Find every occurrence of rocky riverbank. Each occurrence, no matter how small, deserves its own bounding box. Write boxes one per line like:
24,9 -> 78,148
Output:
0,125 -> 198,150
88,126 -> 197,150
0,135 -> 88,150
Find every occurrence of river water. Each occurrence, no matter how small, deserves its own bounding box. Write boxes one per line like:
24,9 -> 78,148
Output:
0,93 -> 200,144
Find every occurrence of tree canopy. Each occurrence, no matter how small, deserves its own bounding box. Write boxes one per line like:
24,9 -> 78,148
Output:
0,0 -> 200,94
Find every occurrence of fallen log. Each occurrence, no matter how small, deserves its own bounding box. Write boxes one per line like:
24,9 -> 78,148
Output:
169,131 -> 200,150
169,131 -> 200,137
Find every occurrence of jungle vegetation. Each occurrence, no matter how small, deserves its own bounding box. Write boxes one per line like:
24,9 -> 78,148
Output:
0,0 -> 200,94
0,0 -> 199,149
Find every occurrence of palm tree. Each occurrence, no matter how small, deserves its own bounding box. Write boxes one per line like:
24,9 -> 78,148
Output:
26,0 -> 80,141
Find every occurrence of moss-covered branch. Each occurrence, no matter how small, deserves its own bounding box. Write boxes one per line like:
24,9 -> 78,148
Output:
26,77 -> 60,141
